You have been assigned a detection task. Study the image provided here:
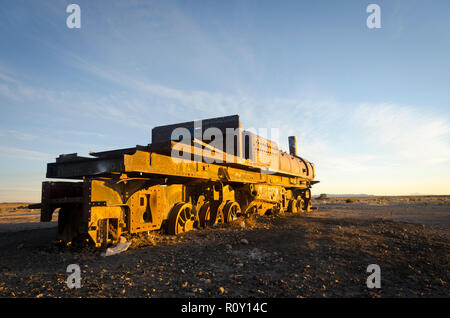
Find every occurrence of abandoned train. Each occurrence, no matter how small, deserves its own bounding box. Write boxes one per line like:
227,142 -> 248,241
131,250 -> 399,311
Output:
32,115 -> 319,246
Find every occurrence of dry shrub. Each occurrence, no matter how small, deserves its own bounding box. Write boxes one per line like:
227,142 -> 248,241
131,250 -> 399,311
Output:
228,219 -> 246,229
243,215 -> 259,228
129,232 -> 163,248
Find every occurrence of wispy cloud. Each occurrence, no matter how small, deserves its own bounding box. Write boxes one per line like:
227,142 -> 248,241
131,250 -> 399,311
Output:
0,72 -> 18,84
354,103 -> 450,164
1,0 -> 450,199
1,130 -> 38,141
0,146 -> 52,161
0,70 -> 66,104
0,145 -> 54,161
2,61 -> 450,171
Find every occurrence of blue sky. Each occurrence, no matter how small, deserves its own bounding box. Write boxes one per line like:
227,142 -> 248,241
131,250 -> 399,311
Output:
1,0 -> 449,201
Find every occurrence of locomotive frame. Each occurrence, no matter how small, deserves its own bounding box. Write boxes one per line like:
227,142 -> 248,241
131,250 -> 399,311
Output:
33,115 -> 319,246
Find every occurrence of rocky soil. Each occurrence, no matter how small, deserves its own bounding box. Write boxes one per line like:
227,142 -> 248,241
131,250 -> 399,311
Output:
0,196 -> 449,298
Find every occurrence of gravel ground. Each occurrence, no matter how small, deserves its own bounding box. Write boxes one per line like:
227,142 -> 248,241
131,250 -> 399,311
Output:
0,197 -> 449,298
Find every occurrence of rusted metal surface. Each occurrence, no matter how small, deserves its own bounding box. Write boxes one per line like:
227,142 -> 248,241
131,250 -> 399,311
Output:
288,136 -> 297,156
152,114 -> 241,144
35,115 -> 319,246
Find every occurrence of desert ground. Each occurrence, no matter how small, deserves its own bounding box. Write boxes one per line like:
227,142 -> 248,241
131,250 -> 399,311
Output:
0,196 -> 448,298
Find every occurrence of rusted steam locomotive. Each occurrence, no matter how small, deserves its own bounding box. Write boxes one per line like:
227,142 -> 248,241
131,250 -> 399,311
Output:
32,115 -> 318,246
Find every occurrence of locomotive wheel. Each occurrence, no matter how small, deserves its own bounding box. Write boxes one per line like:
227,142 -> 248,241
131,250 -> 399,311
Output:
305,199 -> 312,212
199,201 -> 226,227
167,202 -> 195,235
223,201 -> 241,223
272,203 -> 283,215
243,202 -> 257,216
198,202 -> 212,228
287,199 -> 298,213
215,202 -> 226,224
296,198 -> 305,212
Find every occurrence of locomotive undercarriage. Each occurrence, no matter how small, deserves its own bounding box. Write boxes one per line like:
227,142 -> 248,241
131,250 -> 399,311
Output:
43,177 -> 313,247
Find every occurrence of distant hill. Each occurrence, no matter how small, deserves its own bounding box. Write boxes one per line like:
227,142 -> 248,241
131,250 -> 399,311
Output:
312,194 -> 448,198
312,194 -> 375,198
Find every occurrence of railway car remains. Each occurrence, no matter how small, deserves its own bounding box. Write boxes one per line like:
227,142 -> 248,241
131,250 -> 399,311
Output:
31,115 -> 319,246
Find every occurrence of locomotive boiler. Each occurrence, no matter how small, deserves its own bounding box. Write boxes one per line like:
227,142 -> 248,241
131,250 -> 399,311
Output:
33,115 -> 319,246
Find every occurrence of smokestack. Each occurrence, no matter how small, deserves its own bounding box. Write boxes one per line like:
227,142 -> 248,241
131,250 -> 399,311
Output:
288,136 -> 298,156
